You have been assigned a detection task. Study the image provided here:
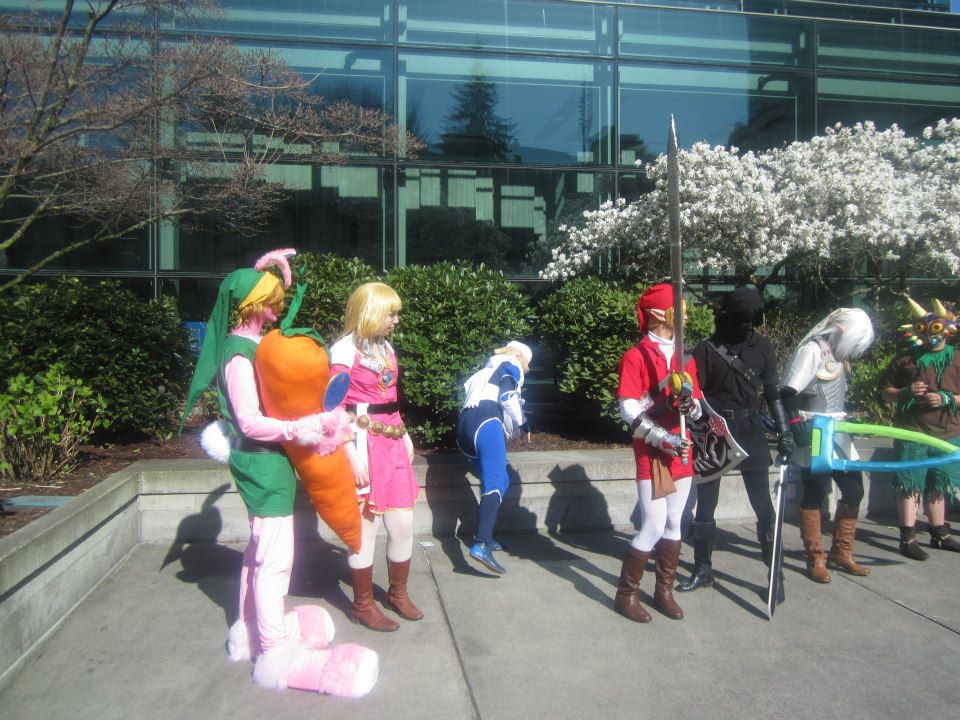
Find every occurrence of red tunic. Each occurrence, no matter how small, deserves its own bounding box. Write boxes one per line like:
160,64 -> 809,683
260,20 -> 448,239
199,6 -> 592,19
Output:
617,336 -> 703,481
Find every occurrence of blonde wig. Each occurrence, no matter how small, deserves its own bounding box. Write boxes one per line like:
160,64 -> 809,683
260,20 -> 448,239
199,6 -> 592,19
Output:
494,343 -> 532,373
237,281 -> 286,326
342,282 -> 402,343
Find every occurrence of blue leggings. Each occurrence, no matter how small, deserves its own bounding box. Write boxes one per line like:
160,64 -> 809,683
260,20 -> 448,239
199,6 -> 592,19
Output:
468,420 -> 510,545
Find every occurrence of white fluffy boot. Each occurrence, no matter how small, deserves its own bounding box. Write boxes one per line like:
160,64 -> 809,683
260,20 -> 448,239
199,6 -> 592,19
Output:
226,605 -> 336,662
252,642 -> 379,698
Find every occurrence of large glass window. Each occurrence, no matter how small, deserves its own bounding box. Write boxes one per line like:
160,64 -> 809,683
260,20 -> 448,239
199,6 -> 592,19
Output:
161,164 -> 394,273
398,166 -> 612,276
400,52 -> 613,165
619,7 -> 813,67
818,22 -> 960,77
172,1 -> 393,44
619,63 -> 814,162
818,76 -> 960,135
399,0 -> 614,56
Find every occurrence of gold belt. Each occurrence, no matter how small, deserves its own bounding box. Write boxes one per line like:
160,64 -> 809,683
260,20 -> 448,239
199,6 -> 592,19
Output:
355,414 -> 407,439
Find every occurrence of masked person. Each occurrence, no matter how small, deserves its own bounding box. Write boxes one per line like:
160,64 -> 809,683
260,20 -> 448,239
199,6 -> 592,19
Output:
456,342 -> 533,574
181,249 -> 378,697
678,287 -> 794,604
880,298 -> 960,560
613,283 -> 704,623
781,308 -> 875,584
330,282 -> 421,632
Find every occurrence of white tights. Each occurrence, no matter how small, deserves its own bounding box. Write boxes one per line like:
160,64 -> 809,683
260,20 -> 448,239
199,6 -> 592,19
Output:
347,505 -> 414,568
629,477 -> 692,552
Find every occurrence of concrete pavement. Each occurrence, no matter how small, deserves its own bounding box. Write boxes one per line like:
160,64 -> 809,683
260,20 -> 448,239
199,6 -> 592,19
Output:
2,519 -> 959,720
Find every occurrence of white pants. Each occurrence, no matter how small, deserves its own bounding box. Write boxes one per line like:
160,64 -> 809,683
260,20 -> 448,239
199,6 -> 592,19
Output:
629,477 -> 692,552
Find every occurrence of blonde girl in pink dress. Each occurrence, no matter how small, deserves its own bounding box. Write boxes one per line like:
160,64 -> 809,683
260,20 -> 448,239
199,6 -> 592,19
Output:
330,282 -> 421,632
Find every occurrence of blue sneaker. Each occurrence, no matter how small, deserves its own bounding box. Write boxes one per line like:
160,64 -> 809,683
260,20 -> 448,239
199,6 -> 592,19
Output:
469,542 -> 506,574
488,539 -> 503,552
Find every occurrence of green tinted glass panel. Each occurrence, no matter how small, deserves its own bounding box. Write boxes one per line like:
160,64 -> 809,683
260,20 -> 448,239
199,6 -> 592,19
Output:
162,165 -> 394,273
619,63 -> 814,162
173,1 -> 392,44
399,0 -> 613,56
398,166 -> 613,276
400,52 -> 613,165
818,76 -> 960,135
782,1 -> 900,23
818,22 -> 960,77
619,7 -> 813,67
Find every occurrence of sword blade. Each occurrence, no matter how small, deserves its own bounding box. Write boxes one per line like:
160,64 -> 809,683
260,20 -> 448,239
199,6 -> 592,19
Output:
767,463 -> 788,619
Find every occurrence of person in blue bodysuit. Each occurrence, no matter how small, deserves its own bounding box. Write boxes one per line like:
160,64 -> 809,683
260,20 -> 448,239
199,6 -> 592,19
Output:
456,341 -> 533,574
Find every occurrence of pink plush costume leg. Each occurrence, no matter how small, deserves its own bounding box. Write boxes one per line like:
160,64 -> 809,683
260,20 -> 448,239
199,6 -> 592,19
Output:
250,514 -> 295,652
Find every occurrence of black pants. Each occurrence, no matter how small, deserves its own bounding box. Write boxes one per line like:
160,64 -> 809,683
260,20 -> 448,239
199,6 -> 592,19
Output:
799,469 -> 864,510
693,467 -> 775,529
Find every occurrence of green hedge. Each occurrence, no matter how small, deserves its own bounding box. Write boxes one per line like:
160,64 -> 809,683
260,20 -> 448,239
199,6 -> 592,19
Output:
385,262 -> 533,444
538,277 -> 714,428
0,278 -> 192,439
290,254 -> 378,342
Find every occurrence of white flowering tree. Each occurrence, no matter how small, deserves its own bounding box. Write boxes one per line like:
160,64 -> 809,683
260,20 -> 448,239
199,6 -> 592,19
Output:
542,121 -> 960,300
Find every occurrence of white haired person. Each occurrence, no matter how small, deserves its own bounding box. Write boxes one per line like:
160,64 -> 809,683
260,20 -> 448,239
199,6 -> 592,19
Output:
456,341 -> 533,573
781,308 -> 875,584
180,250 -> 378,697
330,282 -> 420,632
614,283 -> 703,623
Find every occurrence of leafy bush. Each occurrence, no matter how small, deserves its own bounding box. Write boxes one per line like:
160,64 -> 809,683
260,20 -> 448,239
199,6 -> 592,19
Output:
538,278 -> 714,427
0,278 -> 193,439
385,262 -> 533,444
290,254 -> 378,342
0,364 -> 107,484
847,339 -> 897,424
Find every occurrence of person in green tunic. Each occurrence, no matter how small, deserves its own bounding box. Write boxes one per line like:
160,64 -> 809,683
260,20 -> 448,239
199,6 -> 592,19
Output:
180,249 -> 379,697
880,297 -> 960,561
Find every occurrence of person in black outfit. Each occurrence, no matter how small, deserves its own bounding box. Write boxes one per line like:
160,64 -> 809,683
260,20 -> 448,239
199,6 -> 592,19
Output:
677,287 -> 794,603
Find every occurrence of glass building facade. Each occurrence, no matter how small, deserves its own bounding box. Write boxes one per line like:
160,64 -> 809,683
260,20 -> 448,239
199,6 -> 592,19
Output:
2,0 -> 960,318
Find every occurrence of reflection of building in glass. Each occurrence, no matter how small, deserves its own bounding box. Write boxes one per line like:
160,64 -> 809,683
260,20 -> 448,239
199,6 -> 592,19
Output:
2,0 -> 960,318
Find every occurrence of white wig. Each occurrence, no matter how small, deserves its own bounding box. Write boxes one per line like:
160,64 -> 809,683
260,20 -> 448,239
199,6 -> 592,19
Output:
796,308 -> 874,361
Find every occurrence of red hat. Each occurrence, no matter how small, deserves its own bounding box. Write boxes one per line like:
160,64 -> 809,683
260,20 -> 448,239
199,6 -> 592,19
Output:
637,283 -> 674,334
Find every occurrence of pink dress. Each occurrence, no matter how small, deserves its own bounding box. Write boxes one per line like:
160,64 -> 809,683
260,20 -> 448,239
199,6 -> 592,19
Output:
330,335 -> 419,513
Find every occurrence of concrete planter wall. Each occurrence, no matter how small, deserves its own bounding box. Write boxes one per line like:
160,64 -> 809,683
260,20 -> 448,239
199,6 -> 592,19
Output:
0,441 -> 899,690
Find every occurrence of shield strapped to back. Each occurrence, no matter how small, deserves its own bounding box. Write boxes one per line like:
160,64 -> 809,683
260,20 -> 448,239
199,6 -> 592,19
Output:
689,396 -> 748,483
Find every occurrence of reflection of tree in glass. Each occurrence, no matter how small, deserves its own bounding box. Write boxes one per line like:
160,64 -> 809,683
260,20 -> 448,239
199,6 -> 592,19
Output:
440,66 -> 516,162
405,208 -> 511,271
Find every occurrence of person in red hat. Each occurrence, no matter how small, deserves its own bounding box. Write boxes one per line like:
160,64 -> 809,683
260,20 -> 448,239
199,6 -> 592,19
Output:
613,283 -> 703,623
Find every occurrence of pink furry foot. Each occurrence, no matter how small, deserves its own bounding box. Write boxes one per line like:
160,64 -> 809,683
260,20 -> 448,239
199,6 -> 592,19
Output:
288,605 -> 335,649
252,642 -> 379,698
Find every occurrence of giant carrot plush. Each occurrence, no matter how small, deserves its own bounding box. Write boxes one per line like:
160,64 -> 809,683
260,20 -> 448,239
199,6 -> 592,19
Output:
255,288 -> 362,553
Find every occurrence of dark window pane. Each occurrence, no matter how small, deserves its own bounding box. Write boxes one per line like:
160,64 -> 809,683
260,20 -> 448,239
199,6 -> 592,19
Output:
818,76 -> 960,135
161,164 -> 393,273
619,63 -> 814,161
400,52 -> 613,165
818,22 -> 960,77
158,277 -> 224,323
783,1 -> 901,23
398,166 -> 612,276
170,0 -> 393,44
399,0 -> 613,56
619,7 -> 813,67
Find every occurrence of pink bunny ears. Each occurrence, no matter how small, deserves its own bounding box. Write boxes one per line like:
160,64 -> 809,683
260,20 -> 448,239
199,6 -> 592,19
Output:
254,248 -> 296,288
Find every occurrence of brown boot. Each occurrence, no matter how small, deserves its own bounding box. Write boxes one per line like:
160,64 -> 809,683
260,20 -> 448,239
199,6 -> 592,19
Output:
799,508 -> 831,583
613,547 -> 652,623
386,559 -> 424,621
350,566 -> 399,632
828,504 -> 870,576
653,538 -> 684,620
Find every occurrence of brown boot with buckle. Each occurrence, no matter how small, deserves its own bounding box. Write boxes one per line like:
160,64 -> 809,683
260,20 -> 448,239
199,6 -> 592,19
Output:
387,559 -> 424,621
350,565 -> 399,632
653,538 -> 684,620
613,546 -> 652,623
828,503 -> 870,576
799,508 -> 831,583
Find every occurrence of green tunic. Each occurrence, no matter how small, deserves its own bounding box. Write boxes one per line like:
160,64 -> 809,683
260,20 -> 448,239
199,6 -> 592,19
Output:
219,335 -> 297,517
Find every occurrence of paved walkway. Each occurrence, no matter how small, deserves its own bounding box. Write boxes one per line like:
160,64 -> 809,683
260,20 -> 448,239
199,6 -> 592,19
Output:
2,520 -> 959,720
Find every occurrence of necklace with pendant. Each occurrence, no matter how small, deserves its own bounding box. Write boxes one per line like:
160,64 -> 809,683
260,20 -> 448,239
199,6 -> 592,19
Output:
360,338 -> 396,394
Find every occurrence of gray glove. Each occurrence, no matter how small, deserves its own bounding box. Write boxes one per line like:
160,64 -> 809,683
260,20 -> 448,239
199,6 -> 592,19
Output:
632,415 -> 689,458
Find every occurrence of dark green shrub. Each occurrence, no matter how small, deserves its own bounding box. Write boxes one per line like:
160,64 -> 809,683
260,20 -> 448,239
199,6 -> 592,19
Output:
290,254 -> 378,342
847,340 -> 897,424
0,364 -> 107,484
538,278 -> 714,427
0,278 -> 192,439
385,262 -> 533,444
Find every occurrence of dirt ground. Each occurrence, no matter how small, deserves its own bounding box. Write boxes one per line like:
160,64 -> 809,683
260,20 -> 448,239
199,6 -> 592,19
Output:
0,425 -> 626,539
